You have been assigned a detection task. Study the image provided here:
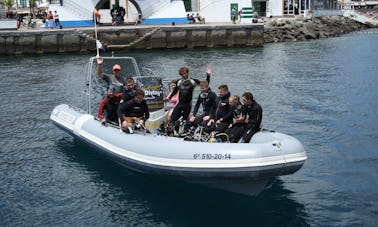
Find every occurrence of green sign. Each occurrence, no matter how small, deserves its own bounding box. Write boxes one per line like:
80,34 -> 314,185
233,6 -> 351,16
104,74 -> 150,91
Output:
241,7 -> 254,19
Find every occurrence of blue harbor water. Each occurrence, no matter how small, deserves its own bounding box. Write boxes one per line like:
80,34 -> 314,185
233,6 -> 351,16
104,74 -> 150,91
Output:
0,29 -> 377,226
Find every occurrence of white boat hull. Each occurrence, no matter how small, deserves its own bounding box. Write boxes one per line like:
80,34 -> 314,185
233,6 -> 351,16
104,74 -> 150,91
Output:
50,104 -> 307,196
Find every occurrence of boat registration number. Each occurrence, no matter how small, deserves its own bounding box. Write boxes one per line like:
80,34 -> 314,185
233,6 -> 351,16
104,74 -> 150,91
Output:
193,153 -> 231,160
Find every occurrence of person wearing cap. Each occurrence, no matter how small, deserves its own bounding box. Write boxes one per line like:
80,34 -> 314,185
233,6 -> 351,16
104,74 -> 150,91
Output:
97,85 -> 123,126
97,56 -> 125,94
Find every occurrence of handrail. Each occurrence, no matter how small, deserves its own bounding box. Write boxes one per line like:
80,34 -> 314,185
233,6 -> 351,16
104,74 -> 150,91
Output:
344,9 -> 378,25
85,58 -> 94,114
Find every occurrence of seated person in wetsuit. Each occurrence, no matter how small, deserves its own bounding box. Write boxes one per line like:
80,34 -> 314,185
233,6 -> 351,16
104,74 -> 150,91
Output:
225,95 -> 247,143
97,56 -> 125,94
118,77 -> 138,124
165,66 -> 211,130
240,92 -> 263,143
165,80 -> 179,123
121,77 -> 137,103
97,85 -> 123,126
205,84 -> 233,133
186,80 -> 217,130
118,89 -> 150,133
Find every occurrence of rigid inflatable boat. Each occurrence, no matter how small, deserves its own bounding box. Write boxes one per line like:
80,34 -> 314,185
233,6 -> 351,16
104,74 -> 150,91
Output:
50,56 -> 307,196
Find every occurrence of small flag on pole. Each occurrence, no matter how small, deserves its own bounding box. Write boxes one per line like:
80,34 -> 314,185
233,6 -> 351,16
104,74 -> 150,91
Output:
96,40 -> 106,51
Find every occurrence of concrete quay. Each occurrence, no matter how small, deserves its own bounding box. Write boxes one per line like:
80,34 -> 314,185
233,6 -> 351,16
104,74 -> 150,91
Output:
0,23 -> 264,56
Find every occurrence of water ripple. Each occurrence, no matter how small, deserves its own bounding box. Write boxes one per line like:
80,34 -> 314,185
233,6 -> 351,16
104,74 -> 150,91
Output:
1,31 -> 377,226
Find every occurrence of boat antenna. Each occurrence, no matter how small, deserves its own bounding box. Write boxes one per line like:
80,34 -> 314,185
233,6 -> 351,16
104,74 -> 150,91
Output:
94,8 -> 100,57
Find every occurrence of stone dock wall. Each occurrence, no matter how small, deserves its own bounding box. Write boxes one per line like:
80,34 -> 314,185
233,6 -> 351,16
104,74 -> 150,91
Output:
0,15 -> 373,56
0,24 -> 264,56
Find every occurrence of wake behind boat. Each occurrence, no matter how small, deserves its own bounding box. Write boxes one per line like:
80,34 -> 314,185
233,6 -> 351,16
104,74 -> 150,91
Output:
50,56 -> 307,196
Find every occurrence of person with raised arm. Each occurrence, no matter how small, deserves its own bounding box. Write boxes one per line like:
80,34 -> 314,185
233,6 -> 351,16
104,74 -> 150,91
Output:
164,66 -> 211,134
97,56 -> 125,94
186,80 -> 217,130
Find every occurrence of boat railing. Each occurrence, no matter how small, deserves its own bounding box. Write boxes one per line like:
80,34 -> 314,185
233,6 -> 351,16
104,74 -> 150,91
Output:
140,67 -> 156,77
85,58 -> 94,114
85,56 -> 143,115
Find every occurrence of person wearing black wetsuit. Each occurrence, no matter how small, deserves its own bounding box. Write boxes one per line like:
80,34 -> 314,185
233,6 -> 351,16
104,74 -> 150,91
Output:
241,92 -> 262,143
118,77 -> 138,117
97,85 -> 122,126
118,89 -> 150,130
205,84 -> 233,133
121,77 -> 137,103
225,95 -> 247,143
167,66 -> 210,125
186,80 -> 217,129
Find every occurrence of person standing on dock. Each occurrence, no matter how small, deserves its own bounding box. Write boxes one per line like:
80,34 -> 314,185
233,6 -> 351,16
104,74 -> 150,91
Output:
54,11 -> 61,28
97,56 -> 125,94
238,9 -> 242,23
47,11 -> 54,29
231,7 -> 237,24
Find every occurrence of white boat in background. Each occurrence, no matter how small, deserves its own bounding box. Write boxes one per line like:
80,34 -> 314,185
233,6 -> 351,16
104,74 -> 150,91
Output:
50,56 -> 307,196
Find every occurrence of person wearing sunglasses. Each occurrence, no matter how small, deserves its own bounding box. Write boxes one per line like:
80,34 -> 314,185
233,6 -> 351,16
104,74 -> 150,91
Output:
97,56 -> 125,94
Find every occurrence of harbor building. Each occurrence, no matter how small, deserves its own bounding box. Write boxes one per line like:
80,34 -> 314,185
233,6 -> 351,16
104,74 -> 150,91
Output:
2,0 -> 366,27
